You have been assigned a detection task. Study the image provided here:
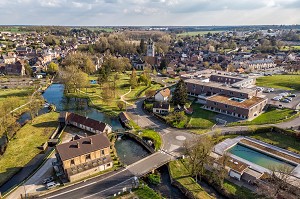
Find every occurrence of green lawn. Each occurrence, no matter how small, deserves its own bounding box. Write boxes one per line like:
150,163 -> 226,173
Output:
0,112 -> 59,186
134,185 -> 162,199
140,129 -> 162,151
228,107 -> 297,126
250,132 -> 300,154
223,180 -> 256,199
256,75 -> 300,91
169,160 -> 213,199
74,73 -> 162,115
186,104 -> 216,129
280,46 -> 300,51
0,88 -> 34,104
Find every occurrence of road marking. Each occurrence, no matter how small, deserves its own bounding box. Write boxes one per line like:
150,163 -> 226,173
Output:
80,178 -> 132,199
43,169 -> 129,199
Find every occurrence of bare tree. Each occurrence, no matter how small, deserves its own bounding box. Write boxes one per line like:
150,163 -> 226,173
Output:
257,165 -> 300,199
184,136 -> 214,182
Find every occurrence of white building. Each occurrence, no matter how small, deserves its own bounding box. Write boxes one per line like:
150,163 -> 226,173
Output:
146,38 -> 155,57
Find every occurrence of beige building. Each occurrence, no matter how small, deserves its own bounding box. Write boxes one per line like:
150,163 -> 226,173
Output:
55,134 -> 113,182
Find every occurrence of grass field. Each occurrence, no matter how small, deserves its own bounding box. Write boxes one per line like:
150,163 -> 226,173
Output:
187,104 -> 216,129
74,73 -> 163,115
0,112 -> 59,186
177,31 -> 222,37
280,46 -> 300,51
256,75 -> 300,91
223,180 -> 256,199
169,160 -> 213,199
250,132 -> 300,154
0,88 -> 35,112
140,129 -> 162,151
228,107 -> 297,126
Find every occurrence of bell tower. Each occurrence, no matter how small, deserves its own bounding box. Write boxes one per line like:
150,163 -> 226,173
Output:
146,38 -> 155,57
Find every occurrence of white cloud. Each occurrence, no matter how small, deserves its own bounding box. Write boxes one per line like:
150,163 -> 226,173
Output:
39,0 -> 62,7
0,0 -> 299,25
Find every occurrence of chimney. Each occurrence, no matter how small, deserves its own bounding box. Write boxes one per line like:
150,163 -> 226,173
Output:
90,138 -> 93,144
77,142 -> 80,148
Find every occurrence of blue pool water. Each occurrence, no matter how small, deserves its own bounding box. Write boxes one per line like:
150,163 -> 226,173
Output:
228,144 -> 295,170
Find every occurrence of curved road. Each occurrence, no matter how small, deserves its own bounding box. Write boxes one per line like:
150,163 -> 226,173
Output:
23,100 -> 300,199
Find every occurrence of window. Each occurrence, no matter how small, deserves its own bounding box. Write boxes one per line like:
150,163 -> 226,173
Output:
107,163 -> 111,167
86,154 -> 91,161
225,105 -> 228,108
214,102 -> 217,105
230,92 -> 233,95
101,149 -> 105,155
70,159 -> 75,165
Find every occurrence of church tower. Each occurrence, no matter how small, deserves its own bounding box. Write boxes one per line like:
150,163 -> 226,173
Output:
146,38 -> 155,57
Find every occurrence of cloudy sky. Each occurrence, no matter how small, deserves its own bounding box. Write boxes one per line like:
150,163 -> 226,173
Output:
1,0 -> 300,26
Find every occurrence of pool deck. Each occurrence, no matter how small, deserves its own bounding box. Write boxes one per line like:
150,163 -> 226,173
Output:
213,136 -> 300,180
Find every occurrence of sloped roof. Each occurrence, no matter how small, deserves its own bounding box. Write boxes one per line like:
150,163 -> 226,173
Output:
56,133 -> 110,161
159,88 -> 171,97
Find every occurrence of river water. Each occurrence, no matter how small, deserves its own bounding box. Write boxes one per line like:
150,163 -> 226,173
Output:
42,84 -> 124,131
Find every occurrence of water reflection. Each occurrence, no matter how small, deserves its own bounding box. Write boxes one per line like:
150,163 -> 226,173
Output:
115,135 -> 150,165
42,84 -> 124,131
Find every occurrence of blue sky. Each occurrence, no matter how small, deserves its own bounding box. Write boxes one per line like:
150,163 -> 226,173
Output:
1,0 -> 300,26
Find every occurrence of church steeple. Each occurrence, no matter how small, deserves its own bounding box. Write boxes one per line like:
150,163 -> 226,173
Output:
146,38 -> 155,57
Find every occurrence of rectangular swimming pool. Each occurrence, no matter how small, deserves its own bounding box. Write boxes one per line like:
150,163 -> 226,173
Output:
228,144 -> 296,170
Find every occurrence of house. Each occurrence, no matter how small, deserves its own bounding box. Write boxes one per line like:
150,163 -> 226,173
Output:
55,133 -> 113,182
4,60 -> 26,76
154,88 -> 171,102
153,102 -> 170,115
60,112 -> 113,134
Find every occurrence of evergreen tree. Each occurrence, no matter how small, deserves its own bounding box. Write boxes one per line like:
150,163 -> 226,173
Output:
172,79 -> 187,106
139,38 -> 146,54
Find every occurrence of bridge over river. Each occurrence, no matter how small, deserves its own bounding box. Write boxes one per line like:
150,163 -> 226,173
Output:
40,151 -> 175,199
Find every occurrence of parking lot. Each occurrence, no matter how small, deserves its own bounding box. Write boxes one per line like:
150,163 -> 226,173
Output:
258,87 -> 300,109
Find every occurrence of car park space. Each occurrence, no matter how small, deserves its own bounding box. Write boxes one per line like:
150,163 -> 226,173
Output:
257,87 -> 300,109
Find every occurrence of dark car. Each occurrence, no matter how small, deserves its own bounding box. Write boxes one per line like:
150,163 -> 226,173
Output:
43,176 -> 54,184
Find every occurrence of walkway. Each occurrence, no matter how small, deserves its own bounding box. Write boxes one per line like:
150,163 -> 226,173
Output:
120,86 -> 134,106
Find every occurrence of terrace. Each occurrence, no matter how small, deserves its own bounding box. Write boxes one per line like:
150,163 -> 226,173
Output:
207,95 -> 266,109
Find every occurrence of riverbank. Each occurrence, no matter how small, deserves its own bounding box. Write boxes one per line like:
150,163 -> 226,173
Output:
0,112 -> 59,188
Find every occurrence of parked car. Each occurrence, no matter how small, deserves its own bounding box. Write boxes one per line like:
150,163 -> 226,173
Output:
281,99 -> 290,103
278,104 -> 283,109
285,97 -> 293,101
289,94 -> 297,97
272,97 -> 281,101
43,176 -> 54,184
46,182 -> 60,190
268,88 -> 274,92
263,89 -> 271,93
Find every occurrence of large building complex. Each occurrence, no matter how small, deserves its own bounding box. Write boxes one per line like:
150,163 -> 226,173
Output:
182,70 -> 267,120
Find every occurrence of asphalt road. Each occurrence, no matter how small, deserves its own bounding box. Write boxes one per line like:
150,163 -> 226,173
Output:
40,169 -> 134,199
